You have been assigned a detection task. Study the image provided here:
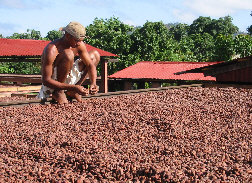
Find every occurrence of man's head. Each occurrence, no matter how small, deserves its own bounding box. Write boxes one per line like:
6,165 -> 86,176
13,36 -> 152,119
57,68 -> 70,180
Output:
62,21 -> 86,41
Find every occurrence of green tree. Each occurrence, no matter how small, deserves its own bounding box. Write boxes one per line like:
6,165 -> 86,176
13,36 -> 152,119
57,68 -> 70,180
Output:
189,16 -> 212,35
189,33 -> 215,61
7,29 -> 42,40
214,34 -> 234,61
0,62 -> 41,74
86,17 -> 133,54
169,23 -> 190,41
86,17 -> 134,74
30,29 -> 42,40
177,36 -> 197,61
189,16 -> 238,37
208,16 -> 239,36
233,34 -> 252,57
45,30 -> 62,41
130,21 -> 176,61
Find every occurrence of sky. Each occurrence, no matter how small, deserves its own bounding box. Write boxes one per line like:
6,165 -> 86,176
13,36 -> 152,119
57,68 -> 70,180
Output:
0,0 -> 252,37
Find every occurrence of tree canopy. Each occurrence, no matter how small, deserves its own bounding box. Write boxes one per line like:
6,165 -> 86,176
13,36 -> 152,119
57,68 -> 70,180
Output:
6,29 -> 42,40
189,16 -> 239,37
45,30 -> 63,41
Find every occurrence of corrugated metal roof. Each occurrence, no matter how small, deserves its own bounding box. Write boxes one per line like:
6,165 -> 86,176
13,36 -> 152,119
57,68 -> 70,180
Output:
109,61 -> 219,81
0,38 -> 117,57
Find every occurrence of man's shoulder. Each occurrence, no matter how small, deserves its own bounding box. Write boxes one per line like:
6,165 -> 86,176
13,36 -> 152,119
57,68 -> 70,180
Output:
42,40 -> 61,58
45,39 -> 60,51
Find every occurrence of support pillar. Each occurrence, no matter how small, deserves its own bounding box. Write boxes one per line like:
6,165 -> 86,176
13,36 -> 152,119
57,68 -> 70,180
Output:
100,57 -> 108,93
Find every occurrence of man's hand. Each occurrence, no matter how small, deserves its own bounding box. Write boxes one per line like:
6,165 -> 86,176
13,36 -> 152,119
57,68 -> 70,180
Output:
89,84 -> 99,95
75,85 -> 89,96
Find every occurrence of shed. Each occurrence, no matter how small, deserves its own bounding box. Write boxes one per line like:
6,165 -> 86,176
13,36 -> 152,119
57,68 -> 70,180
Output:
175,56 -> 252,84
0,38 -> 117,93
109,61 -> 220,90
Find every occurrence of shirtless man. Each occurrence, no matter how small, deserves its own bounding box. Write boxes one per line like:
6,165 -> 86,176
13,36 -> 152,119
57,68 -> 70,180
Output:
38,21 -> 100,104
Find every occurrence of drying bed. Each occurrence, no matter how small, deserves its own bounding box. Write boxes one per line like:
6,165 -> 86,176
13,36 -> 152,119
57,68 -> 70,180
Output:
0,87 -> 251,182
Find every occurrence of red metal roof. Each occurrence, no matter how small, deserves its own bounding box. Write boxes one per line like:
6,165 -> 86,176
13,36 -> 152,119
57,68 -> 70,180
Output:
0,38 -> 117,57
109,61 -> 220,81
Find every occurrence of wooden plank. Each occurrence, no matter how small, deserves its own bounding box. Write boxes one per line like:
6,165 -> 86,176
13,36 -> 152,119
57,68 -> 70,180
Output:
0,74 -> 42,84
17,86 -> 41,91
0,93 -> 12,97
0,87 -> 19,92
0,56 -> 41,62
0,85 -> 41,92
108,59 -> 119,63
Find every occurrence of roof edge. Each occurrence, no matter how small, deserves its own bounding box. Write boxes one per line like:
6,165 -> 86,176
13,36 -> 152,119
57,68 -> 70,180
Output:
138,61 -> 222,64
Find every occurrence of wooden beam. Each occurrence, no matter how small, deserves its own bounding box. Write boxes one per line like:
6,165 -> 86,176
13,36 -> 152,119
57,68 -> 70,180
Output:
0,56 -> 41,62
0,74 -> 42,84
108,59 -> 119,63
100,57 -> 108,93
0,85 -> 41,92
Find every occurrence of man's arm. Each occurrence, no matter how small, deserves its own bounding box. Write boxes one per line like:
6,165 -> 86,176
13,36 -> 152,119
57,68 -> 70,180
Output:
77,42 -> 98,93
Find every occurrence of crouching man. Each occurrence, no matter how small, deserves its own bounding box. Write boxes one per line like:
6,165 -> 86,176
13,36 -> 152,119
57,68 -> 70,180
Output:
37,21 -> 100,104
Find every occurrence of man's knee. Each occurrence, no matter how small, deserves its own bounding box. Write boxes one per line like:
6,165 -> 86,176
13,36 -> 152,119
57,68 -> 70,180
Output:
89,50 -> 100,65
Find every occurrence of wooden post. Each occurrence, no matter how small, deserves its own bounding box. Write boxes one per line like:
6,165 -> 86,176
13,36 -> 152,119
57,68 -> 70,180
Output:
100,57 -> 108,93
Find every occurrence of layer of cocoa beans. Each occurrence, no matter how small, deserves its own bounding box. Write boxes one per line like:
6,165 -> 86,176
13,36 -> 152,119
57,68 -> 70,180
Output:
0,96 -> 33,102
0,87 -> 251,182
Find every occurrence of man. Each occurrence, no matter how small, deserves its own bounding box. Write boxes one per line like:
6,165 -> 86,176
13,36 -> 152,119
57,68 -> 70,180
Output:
38,21 -> 100,104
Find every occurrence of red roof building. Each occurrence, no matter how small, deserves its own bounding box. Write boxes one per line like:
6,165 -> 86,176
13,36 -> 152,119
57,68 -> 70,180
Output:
109,61 -> 220,80
109,61 -> 221,90
0,38 -> 117,57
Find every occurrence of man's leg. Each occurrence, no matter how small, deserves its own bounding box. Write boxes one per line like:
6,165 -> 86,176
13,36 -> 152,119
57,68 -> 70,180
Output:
79,50 -> 101,81
90,50 -> 101,67
52,49 -> 75,104
66,50 -> 100,101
